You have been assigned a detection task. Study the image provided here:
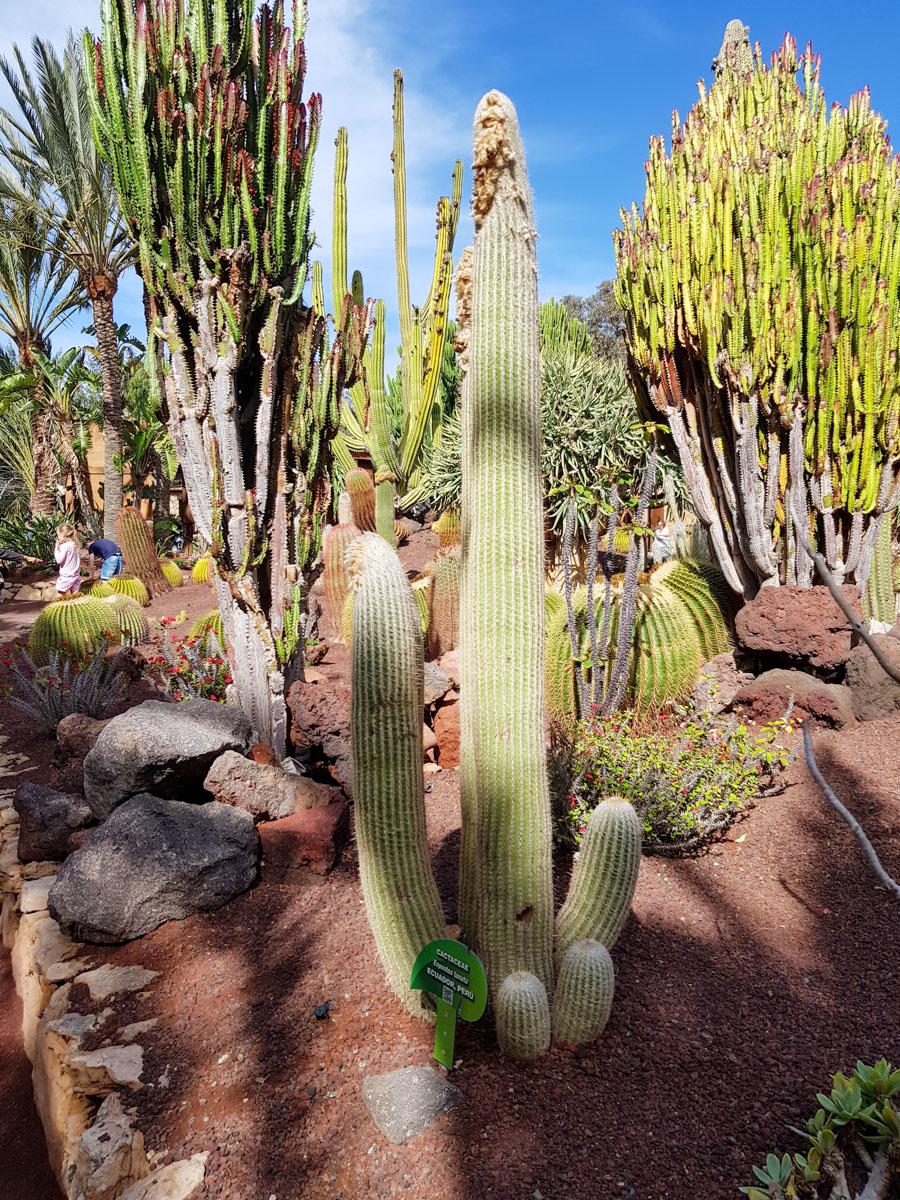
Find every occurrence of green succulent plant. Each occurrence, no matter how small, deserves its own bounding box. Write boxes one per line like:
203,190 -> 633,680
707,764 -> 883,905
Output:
107,573 -> 149,607
28,596 -> 120,665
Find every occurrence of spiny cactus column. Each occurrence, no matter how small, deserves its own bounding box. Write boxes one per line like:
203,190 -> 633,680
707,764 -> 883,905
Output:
552,940 -> 615,1046
862,516 -> 894,626
346,468 -> 377,532
426,548 -> 460,660
459,92 -> 554,1012
116,507 -> 171,598
348,532 -> 446,1011
322,511 -> 361,641
374,471 -> 397,547
555,797 -> 642,961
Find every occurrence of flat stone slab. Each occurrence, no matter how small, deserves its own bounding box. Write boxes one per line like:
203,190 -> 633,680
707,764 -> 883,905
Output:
76,965 -> 160,1001
363,1065 -> 464,1144
118,1154 -> 208,1200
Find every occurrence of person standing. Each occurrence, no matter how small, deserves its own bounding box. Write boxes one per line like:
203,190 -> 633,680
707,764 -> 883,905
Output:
54,524 -> 82,598
86,535 -> 124,581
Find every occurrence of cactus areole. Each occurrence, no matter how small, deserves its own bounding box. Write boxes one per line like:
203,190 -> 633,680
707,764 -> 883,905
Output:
614,35 -> 900,598
86,0 -> 370,754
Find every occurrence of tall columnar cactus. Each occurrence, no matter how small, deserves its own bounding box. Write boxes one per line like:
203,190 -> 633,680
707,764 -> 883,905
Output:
551,940 -> 615,1046
322,514 -> 361,640
116,507 -> 171,598
460,90 -> 554,1013
107,574 -> 150,607
425,548 -> 460,660
28,597 -> 120,665
87,0 -> 370,757
347,532 -> 446,1012
433,509 -> 460,549
862,517 -> 895,626
614,33 -> 900,597
345,468 -> 377,532
328,72 -> 463,510
374,471 -> 397,547
349,93 -> 643,1060
555,798 -> 642,961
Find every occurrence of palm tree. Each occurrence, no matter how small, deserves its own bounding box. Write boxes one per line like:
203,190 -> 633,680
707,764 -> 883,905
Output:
0,193 -> 80,512
0,33 -> 136,537
0,346 -> 100,524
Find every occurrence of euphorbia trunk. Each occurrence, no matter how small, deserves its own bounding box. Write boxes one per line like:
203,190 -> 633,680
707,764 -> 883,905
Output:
88,275 -> 123,539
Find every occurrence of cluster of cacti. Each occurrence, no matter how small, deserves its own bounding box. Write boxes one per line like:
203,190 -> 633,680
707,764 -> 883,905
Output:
115,508 -> 171,598
322,502 -> 362,641
107,574 -> 150,607
349,93 -> 643,1059
28,596 -> 120,665
191,556 -> 212,584
546,560 -> 733,720
328,72 -> 463,514
862,517 -> 895,626
81,579 -> 115,599
88,0 -> 371,755
103,595 -> 148,646
614,33 -> 900,597
160,561 -> 184,589
188,609 -> 225,654
424,548 -> 460,660
433,509 -> 460,549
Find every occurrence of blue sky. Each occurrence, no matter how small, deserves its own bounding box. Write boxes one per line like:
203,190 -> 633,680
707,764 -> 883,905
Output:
2,0 -> 900,356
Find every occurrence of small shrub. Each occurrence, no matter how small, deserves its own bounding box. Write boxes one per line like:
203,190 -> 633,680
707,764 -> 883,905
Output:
2,641 -> 128,730
552,701 -> 797,854
144,624 -> 232,703
740,1059 -> 900,1200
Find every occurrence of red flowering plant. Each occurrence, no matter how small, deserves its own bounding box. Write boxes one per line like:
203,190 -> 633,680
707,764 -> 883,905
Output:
550,698 -> 798,855
143,622 -> 233,704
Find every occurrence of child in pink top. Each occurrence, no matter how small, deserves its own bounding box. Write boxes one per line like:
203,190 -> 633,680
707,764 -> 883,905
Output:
54,524 -> 82,597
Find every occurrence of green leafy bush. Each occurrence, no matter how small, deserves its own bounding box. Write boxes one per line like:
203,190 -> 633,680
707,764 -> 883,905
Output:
553,703 -> 796,853
0,511 -> 70,563
740,1060 -> 900,1200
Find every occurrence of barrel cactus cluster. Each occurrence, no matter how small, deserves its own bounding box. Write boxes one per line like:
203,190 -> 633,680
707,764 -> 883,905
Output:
615,36 -> 900,597
350,93 -> 641,1058
108,574 -> 150,607
28,597 -> 120,665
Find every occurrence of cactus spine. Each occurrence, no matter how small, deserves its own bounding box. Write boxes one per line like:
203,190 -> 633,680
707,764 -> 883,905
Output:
348,533 -> 445,1012
116,507 -> 171,598
107,574 -> 150,607
188,609 -> 225,654
552,940 -> 615,1046
460,91 -> 554,1007
862,517 -> 894,626
555,798 -> 642,961
425,548 -> 460,660
191,556 -> 212,584
374,472 -> 397,547
433,509 -> 461,548
28,597 -> 120,665
82,579 -> 114,598
160,561 -> 184,588
495,972 -> 551,1061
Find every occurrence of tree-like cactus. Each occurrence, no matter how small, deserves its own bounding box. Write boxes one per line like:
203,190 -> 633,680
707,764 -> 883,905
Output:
551,940 -> 615,1046
546,560 -> 733,720
862,517 -> 895,626
345,468 -> 377,532
347,532 -> 446,1012
103,594 -> 148,646
322,517 -> 361,639
425,548 -> 460,660
459,90 -> 554,1007
115,507 -> 171,597
433,509 -> 460,549
188,609 -> 225,654
28,596 -> 120,665
328,72 -> 463,511
495,971 -> 551,1061
160,561 -> 184,589
555,798 -> 642,961
107,574 -> 150,607
191,556 -> 212,584
87,0 -> 371,756
614,33 -> 900,597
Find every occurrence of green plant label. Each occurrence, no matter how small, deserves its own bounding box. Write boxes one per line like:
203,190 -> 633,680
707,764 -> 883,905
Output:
410,939 -> 488,1069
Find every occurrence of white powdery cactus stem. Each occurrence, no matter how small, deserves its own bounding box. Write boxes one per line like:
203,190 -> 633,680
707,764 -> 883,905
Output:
348,533 -> 446,1014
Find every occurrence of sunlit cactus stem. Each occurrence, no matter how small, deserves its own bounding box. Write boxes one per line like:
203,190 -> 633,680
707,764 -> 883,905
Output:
116,507 -> 171,598
347,532 -> 446,1013
460,91 -> 554,1016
